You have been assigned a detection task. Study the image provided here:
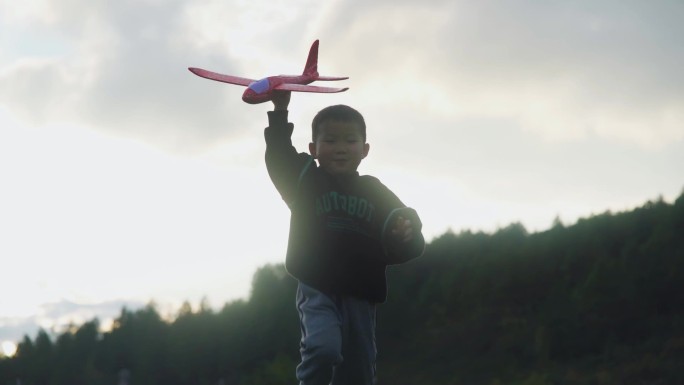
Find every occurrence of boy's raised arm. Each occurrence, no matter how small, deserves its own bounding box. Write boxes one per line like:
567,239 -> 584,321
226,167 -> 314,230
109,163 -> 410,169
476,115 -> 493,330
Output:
264,91 -> 311,207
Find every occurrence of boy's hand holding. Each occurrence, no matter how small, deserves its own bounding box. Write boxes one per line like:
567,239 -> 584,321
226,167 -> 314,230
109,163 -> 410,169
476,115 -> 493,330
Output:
391,216 -> 414,243
272,91 -> 291,111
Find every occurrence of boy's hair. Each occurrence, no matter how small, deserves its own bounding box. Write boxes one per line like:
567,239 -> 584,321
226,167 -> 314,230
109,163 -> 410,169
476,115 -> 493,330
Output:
311,104 -> 366,142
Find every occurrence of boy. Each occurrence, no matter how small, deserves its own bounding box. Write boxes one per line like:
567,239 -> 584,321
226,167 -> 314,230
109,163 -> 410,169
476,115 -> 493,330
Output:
264,91 -> 425,385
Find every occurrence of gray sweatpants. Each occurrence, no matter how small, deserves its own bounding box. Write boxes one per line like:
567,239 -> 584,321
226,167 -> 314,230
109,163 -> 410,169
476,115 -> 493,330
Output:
295,282 -> 377,385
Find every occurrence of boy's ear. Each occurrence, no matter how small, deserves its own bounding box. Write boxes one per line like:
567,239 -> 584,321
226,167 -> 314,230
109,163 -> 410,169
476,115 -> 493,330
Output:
362,143 -> 370,159
308,142 -> 317,158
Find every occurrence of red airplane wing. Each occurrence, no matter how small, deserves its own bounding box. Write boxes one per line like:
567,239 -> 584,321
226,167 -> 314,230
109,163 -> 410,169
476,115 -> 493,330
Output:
275,83 -> 349,93
188,67 -> 254,86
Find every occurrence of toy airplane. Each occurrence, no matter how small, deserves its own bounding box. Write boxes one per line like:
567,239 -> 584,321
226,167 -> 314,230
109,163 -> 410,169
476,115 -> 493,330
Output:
188,40 -> 348,104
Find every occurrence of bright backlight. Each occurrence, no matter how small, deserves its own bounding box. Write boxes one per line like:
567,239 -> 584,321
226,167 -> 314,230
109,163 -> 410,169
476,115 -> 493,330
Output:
1,341 -> 17,357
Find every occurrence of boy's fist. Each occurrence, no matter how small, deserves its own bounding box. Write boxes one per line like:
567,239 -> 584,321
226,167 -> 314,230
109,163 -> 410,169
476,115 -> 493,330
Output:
272,91 -> 291,111
391,216 -> 414,243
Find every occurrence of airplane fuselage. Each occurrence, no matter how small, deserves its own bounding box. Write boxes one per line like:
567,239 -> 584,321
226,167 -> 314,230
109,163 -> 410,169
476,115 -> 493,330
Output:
242,74 -> 315,104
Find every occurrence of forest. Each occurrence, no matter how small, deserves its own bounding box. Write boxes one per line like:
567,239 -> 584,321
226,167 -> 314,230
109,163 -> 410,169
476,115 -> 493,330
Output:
1,192 -> 683,385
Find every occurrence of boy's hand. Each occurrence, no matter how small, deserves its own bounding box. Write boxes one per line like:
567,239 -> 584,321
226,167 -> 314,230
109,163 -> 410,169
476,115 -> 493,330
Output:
272,91 -> 291,111
391,216 -> 414,243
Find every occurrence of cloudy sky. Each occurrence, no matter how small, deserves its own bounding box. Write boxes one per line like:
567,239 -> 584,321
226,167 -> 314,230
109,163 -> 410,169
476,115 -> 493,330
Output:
1,0 -> 683,354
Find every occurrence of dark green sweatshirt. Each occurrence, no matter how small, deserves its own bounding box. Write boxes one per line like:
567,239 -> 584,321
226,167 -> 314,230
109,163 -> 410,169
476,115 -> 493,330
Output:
264,110 -> 425,303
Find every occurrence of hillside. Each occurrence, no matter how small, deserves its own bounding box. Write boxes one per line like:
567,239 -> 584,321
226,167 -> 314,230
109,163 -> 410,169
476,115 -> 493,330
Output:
1,193 -> 683,385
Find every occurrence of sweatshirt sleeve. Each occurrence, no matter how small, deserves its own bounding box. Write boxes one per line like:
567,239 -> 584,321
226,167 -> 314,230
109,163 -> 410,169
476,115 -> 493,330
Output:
368,178 -> 425,264
264,110 -> 314,207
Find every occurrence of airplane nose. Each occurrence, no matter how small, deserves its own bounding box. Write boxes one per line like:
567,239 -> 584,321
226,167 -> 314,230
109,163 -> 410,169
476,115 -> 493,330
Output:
242,88 -> 271,104
242,89 -> 255,103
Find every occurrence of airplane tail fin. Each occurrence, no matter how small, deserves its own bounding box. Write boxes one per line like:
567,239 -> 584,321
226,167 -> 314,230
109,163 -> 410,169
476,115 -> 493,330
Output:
302,40 -> 348,81
303,40 -> 319,77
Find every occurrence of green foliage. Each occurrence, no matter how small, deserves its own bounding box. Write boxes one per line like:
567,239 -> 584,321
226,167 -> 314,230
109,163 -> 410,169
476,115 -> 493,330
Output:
1,193 -> 683,385
240,354 -> 297,385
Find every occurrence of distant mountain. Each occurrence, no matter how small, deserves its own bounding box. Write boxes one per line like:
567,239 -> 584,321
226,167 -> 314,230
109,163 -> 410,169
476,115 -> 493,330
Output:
0,299 -> 145,344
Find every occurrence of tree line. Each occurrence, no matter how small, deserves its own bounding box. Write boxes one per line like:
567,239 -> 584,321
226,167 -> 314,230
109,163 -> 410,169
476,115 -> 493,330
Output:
1,192 -> 683,385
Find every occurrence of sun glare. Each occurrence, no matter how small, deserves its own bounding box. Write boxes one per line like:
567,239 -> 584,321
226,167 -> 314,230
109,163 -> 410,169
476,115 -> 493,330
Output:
1,341 -> 17,358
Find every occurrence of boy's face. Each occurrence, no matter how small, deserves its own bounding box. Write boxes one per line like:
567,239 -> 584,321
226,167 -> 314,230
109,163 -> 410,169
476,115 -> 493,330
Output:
309,120 -> 370,176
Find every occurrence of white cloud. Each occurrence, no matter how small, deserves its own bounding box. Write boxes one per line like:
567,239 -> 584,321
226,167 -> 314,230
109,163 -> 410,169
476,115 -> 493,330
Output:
0,1 -> 245,152
0,0 -> 55,25
2,0 -> 683,151
313,1 -> 684,149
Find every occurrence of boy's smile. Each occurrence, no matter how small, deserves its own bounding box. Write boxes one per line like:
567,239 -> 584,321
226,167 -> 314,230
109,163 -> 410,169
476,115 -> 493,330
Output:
309,121 -> 370,176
